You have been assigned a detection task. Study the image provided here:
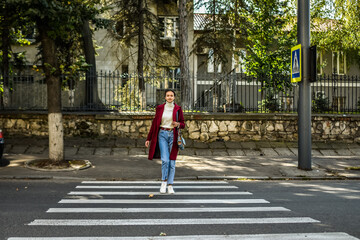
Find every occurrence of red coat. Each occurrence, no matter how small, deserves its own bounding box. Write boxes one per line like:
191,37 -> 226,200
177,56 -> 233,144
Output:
146,103 -> 185,160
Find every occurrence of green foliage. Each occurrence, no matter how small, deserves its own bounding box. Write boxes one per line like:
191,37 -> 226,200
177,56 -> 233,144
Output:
194,0 -> 296,95
6,0 -> 106,74
258,87 -> 281,112
239,0 -> 296,92
357,98 -> 360,111
0,1 -> 33,76
310,0 -> 360,64
312,91 -> 330,113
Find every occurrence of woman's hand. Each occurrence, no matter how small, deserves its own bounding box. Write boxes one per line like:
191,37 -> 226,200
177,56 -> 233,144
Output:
172,121 -> 180,128
145,140 -> 150,148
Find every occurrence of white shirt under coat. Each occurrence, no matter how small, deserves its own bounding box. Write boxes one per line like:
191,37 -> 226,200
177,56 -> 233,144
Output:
160,102 -> 174,129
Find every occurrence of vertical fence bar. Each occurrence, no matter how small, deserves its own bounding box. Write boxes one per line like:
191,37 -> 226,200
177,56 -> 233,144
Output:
356,75 -> 358,113
101,71 -> 105,108
351,75 -> 354,113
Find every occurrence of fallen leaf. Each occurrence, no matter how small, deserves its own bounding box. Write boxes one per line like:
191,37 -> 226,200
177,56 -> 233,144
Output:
25,187 -> 28,189
148,194 -> 154,198
159,232 -> 166,236
16,188 -> 19,191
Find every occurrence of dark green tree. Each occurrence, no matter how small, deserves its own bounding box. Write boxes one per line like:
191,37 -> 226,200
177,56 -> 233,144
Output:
310,0 -> 360,68
8,0 -> 104,163
0,1 -> 33,108
194,0 -> 296,112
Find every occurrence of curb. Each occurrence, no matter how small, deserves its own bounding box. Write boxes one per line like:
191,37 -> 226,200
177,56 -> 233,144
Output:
2,175 -> 358,181
0,175 -> 96,181
195,176 -> 357,181
0,175 -> 53,180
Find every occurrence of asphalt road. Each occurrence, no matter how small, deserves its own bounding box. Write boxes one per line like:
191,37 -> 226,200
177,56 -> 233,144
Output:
0,180 -> 359,239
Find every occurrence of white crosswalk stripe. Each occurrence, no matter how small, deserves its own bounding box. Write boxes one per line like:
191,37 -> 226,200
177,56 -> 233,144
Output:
47,206 -> 290,213
76,185 -> 238,189
7,232 -> 360,240
68,191 -> 252,195
59,199 -> 269,204
29,217 -> 320,225
8,180 -> 359,240
81,181 -> 230,184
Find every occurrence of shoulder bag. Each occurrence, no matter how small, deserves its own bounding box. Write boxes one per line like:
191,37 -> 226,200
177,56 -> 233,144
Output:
176,111 -> 186,150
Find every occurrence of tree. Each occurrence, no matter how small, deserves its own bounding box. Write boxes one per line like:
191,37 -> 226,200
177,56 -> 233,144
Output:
193,0 -> 235,70
310,0 -> 360,66
193,0 -> 295,112
10,0 -> 103,163
238,0 -> 296,111
109,0 -> 161,110
179,0 -> 192,110
239,0 -> 295,83
0,1 -> 32,108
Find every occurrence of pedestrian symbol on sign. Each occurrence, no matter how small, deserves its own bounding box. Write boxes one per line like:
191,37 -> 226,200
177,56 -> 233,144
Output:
291,44 -> 301,83
293,52 -> 299,74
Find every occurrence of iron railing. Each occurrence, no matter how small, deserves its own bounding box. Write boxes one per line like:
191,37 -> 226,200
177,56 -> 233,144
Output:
1,70 -> 360,114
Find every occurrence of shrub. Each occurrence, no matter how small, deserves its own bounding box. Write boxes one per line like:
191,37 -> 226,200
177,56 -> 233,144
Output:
312,92 -> 330,113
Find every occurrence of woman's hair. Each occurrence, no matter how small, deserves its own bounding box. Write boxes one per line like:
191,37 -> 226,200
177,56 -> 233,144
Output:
164,89 -> 176,97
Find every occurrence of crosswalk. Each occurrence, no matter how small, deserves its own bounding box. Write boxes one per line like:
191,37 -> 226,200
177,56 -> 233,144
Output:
8,181 -> 359,240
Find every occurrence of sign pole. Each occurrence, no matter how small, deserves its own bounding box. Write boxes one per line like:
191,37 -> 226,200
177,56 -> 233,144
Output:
298,0 -> 312,170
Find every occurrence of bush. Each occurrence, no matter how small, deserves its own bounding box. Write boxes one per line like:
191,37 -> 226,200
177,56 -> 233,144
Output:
312,92 -> 330,113
264,88 -> 281,112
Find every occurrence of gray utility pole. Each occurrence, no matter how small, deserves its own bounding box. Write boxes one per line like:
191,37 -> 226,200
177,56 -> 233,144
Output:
297,0 -> 312,170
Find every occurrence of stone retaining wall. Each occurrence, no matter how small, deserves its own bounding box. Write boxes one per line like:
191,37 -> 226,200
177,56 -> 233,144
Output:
1,113 -> 360,142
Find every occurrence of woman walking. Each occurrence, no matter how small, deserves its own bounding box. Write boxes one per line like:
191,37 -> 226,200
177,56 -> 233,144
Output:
145,89 -> 185,194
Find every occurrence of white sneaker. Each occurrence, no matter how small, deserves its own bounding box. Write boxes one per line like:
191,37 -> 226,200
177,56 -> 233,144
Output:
167,185 -> 175,194
160,182 -> 167,194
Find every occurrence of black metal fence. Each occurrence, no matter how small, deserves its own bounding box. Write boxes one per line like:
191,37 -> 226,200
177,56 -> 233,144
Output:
1,70 -> 360,114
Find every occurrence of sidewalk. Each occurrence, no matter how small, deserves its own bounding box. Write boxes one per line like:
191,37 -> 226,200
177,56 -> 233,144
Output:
0,137 -> 359,180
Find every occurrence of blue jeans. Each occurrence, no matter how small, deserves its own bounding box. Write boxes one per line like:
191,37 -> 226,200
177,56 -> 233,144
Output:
158,129 -> 176,185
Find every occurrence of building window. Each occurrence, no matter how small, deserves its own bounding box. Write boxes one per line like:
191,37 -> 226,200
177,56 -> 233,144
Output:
161,67 -> 180,89
207,49 -> 222,73
233,49 -> 246,73
332,51 -> 346,75
317,51 -> 323,75
159,17 -> 179,47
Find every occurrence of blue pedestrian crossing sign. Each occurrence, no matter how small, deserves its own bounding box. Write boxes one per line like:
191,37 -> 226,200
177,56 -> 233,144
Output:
291,44 -> 301,83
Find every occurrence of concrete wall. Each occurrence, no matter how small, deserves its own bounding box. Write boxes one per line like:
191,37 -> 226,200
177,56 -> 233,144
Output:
1,113 -> 359,143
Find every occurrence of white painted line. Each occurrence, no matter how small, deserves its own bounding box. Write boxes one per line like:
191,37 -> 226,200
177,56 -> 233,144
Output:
59,199 -> 269,204
8,232 -> 360,240
68,191 -> 252,195
29,217 -> 319,226
47,206 -> 290,213
81,181 -> 229,184
76,186 -> 238,189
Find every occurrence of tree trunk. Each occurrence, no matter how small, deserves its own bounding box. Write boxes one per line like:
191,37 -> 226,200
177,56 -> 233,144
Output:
81,20 -> 101,108
137,0 -> 146,110
179,0 -> 192,110
0,3 -> 10,109
38,24 -> 64,163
